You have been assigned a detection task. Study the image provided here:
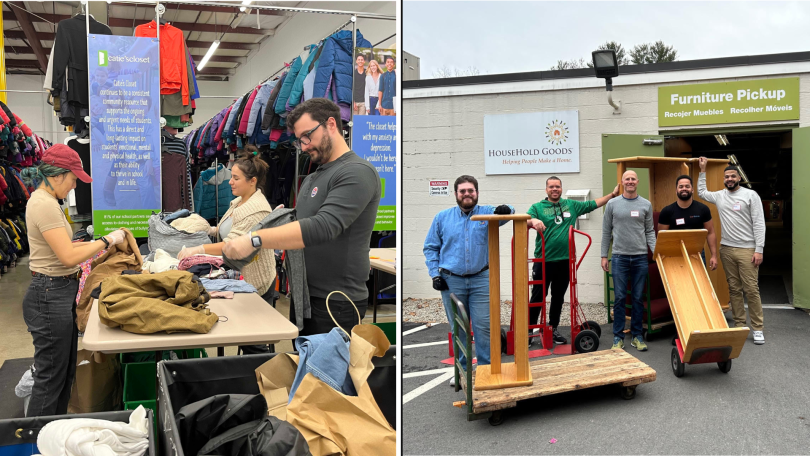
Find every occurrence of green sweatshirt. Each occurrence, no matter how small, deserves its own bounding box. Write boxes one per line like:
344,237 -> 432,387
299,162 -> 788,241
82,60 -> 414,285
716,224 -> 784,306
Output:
527,198 -> 597,262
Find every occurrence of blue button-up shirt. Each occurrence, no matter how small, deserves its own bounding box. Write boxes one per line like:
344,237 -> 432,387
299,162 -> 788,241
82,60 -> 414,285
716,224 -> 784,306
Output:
380,70 -> 396,110
423,204 -> 515,277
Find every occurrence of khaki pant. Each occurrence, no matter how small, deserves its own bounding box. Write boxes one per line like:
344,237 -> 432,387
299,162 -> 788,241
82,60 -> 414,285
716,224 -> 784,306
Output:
380,108 -> 396,116
719,245 -> 763,331
352,103 -> 367,116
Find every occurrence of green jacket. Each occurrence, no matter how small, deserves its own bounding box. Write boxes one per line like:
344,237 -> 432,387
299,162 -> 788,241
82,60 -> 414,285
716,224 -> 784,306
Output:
527,198 -> 597,262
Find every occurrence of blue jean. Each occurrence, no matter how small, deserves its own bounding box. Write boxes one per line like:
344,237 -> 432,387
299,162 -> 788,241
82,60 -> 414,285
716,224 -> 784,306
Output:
290,327 -> 354,402
440,269 -> 491,366
22,274 -> 80,416
611,255 -> 647,339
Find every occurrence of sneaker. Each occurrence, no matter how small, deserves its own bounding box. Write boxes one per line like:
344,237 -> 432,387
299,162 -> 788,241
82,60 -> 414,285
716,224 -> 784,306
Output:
631,336 -> 648,351
552,328 -> 568,345
612,336 -> 624,349
753,331 -> 765,345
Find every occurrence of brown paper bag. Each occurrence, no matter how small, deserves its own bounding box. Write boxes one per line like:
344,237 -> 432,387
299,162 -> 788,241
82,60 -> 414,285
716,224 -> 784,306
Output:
68,350 -> 123,413
287,324 -> 395,456
255,353 -> 299,420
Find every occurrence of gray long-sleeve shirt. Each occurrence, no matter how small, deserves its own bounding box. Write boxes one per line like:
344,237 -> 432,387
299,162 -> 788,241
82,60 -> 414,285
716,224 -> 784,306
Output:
297,151 -> 382,302
601,195 -> 656,257
697,172 -> 765,253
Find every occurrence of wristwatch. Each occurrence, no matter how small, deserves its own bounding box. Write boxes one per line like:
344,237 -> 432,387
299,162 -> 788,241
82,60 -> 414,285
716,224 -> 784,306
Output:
251,231 -> 262,248
100,236 -> 110,248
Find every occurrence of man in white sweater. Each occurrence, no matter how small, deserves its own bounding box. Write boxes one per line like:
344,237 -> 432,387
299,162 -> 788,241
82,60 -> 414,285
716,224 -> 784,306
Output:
698,157 -> 766,344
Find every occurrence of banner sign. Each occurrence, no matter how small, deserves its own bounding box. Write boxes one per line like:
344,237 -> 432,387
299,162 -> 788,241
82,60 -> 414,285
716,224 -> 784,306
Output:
89,34 -> 161,238
352,116 -> 396,231
658,77 -> 799,127
484,110 -> 580,175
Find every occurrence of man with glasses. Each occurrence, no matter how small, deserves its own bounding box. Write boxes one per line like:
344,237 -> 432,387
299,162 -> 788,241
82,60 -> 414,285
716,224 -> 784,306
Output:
223,98 -> 381,335
424,175 -> 514,386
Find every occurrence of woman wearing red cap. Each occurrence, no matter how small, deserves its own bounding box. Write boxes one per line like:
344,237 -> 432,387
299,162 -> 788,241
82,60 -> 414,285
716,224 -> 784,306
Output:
20,144 -> 126,417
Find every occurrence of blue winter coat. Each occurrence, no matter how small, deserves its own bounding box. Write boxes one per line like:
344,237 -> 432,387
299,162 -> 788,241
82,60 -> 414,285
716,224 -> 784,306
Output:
274,56 -> 304,115
313,30 -> 371,105
193,165 -> 233,220
288,44 -> 318,110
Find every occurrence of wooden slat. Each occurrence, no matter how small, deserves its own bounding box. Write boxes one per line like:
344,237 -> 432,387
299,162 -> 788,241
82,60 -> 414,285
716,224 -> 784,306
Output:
487,222 -> 501,372
474,362 -> 534,391
684,328 -> 749,362
653,229 -> 707,258
616,161 -> 626,194
470,214 -> 531,222
513,220 -> 530,382
681,240 -> 717,328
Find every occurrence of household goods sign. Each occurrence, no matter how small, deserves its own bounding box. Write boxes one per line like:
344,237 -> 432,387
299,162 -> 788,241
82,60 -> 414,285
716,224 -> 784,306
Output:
658,77 -> 799,127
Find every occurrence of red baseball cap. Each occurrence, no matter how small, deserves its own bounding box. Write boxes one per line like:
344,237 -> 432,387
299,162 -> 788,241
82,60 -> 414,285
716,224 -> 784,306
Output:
41,144 -> 92,183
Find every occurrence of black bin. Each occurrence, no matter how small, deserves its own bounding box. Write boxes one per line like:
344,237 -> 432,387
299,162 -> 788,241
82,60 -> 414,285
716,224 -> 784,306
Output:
158,348 -> 395,456
0,409 -> 156,456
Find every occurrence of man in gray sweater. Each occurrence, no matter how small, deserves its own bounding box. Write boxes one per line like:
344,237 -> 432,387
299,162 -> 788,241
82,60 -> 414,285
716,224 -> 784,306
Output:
601,170 -> 656,351
698,157 -> 766,345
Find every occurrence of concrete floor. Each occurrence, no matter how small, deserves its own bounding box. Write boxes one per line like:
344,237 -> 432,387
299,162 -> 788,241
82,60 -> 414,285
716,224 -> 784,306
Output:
0,254 -> 396,368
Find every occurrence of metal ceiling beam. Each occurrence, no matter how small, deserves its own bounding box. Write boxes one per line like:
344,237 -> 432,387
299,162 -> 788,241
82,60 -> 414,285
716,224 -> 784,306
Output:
190,54 -> 243,64
1,11 -> 273,35
109,2 -> 290,16
195,67 -> 232,76
5,45 -> 51,55
112,0 -> 396,20
5,3 -> 47,74
4,31 -> 56,41
6,58 -> 41,68
185,40 -> 256,50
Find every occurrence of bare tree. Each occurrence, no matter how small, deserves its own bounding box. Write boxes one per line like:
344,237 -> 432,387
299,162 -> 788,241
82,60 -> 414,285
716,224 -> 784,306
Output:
433,65 -> 483,78
630,41 -> 678,64
550,58 -> 588,70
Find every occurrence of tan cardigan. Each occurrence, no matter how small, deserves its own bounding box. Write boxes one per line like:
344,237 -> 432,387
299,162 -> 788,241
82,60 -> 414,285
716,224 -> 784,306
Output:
217,189 -> 276,296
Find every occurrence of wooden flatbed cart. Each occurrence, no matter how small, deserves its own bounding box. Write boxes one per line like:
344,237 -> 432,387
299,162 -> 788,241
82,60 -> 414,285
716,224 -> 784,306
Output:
449,294 -> 656,425
654,230 -> 749,377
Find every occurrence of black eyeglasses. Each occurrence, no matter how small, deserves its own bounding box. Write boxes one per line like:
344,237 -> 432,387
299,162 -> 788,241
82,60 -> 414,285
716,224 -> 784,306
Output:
457,189 -> 476,194
292,120 -> 327,149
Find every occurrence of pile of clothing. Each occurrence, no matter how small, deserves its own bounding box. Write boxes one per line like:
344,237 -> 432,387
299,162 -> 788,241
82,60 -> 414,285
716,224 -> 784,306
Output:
183,29 -> 372,162
0,101 -> 48,166
34,405 -> 150,456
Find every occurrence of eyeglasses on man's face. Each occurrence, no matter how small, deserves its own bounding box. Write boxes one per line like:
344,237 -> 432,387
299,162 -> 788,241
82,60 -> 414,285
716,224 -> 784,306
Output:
457,188 -> 476,195
292,120 -> 327,149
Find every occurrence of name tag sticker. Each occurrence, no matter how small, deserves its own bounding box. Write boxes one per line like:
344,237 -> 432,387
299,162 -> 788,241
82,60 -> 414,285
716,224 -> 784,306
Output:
630,211 -> 639,217
676,218 -> 685,225
563,212 -> 571,218
733,203 -> 741,211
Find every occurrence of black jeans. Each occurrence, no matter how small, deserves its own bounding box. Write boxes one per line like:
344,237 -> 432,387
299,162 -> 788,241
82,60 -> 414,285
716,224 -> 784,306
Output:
23,274 -> 80,416
290,296 -> 368,337
529,260 -> 570,329
240,286 -> 279,355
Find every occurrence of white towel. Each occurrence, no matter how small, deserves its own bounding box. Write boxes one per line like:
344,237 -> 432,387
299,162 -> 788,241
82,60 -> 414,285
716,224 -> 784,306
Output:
35,405 -> 149,456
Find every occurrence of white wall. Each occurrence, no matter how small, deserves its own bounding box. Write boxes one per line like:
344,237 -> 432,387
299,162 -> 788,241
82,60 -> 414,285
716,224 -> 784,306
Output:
403,72 -> 810,304
5,74 -> 71,145
230,1 -> 396,94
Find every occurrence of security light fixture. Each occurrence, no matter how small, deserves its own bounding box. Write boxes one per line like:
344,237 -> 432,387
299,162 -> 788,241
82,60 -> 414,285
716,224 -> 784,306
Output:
714,134 -> 730,146
592,49 -> 621,114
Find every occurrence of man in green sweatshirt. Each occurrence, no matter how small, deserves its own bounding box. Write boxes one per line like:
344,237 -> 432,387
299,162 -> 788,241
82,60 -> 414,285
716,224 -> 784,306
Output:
526,176 -> 619,345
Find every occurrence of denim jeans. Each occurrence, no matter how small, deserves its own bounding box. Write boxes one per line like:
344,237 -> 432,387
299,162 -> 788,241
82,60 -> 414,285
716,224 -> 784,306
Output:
440,269 -> 491,366
22,274 -> 80,416
289,327 -> 354,402
611,255 -> 647,339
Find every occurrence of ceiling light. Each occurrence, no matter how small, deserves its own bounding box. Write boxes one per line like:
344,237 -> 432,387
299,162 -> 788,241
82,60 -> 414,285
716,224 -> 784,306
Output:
240,0 -> 252,12
714,134 -> 729,146
197,40 -> 220,71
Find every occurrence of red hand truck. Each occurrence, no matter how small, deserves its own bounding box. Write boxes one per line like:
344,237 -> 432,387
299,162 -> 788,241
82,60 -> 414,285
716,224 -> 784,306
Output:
562,226 -> 602,355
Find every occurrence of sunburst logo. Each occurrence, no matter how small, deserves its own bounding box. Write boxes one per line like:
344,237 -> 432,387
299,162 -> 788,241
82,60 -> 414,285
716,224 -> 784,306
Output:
545,120 -> 569,145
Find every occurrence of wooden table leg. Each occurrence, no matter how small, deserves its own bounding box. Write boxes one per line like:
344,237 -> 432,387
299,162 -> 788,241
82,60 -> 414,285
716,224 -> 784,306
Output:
488,222 -> 501,372
513,220 -> 530,382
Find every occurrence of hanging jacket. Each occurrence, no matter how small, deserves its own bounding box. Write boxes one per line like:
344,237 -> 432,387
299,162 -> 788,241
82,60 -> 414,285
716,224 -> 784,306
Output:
193,165 -> 233,221
261,74 -> 287,134
188,52 -> 201,100
135,21 -> 191,105
230,90 -> 252,138
287,44 -> 319,111
222,97 -> 243,141
213,106 -> 233,150
246,81 -> 277,139
313,30 -> 371,105
302,60 -> 319,102
237,87 -> 260,135
274,55 -> 307,115
51,16 -> 113,108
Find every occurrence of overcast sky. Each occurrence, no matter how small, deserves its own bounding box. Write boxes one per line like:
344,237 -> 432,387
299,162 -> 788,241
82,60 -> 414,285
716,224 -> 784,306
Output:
404,1 -> 810,78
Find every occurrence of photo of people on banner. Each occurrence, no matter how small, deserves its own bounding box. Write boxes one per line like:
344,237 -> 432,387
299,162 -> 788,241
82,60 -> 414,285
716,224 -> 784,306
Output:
353,48 -> 397,117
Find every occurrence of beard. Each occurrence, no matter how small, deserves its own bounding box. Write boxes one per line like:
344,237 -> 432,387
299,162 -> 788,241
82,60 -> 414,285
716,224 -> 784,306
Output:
677,190 -> 692,201
308,134 -> 333,165
456,194 -> 478,211
725,180 -> 739,190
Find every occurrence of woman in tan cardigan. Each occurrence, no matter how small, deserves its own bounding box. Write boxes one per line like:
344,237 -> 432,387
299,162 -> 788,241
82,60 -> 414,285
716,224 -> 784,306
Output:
178,153 -> 277,353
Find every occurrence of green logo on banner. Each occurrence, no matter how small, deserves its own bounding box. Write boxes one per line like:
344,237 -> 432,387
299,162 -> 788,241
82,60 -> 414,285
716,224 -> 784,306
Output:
658,77 -> 799,127
98,50 -> 108,67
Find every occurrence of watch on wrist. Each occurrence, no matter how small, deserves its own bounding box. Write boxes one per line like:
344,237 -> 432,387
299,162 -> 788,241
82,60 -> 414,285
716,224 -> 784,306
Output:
251,231 -> 262,248
100,236 -> 110,248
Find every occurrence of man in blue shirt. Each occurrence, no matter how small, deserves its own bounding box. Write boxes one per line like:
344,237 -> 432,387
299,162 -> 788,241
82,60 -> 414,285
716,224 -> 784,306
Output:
424,175 -> 514,384
377,55 -> 396,116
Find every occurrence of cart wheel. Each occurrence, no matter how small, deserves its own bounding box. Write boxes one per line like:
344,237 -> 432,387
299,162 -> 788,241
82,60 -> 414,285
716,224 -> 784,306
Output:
620,385 -> 637,400
671,347 -> 685,377
574,329 -> 599,353
642,329 -> 655,342
718,359 -> 732,373
671,335 -> 677,346
488,411 -> 505,426
580,320 -> 602,338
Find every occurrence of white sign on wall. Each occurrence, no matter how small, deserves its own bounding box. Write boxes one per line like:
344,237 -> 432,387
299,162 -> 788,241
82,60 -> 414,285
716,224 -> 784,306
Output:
429,180 -> 450,196
484,110 -> 580,175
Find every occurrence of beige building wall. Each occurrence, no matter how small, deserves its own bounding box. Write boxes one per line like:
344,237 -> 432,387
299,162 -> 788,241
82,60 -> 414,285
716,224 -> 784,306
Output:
404,70 -> 810,304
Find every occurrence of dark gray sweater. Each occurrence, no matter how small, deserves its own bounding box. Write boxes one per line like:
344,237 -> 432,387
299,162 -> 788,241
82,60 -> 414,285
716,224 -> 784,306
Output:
297,150 -> 381,301
601,195 -> 656,257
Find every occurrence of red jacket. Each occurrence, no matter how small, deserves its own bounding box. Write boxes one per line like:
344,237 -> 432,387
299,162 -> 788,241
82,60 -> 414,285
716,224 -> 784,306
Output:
135,22 -> 190,105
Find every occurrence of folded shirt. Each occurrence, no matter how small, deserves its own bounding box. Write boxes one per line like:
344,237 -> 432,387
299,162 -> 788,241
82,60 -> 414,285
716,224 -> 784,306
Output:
199,278 -> 257,293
